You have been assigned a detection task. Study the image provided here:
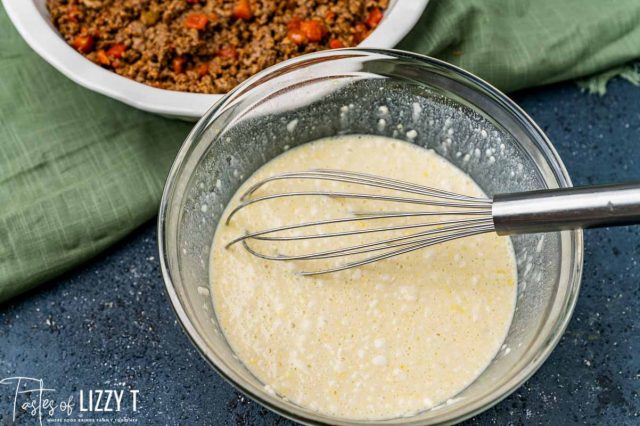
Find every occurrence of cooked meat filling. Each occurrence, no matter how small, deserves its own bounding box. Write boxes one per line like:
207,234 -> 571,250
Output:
47,0 -> 388,94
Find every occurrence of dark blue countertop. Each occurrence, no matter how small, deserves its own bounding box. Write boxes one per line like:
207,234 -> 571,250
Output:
1,78 -> 639,425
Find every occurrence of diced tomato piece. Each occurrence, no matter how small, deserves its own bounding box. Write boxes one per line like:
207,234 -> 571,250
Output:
287,29 -> 307,45
287,16 -> 301,31
72,35 -> 94,53
218,46 -> 238,59
233,0 -> 252,20
107,43 -> 126,58
366,8 -> 383,28
185,13 -> 208,30
300,20 -> 326,42
96,49 -> 110,65
172,56 -> 186,73
329,39 -> 344,49
197,62 -> 209,77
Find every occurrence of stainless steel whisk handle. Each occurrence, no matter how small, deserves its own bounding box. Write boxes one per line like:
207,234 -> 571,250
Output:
492,183 -> 640,235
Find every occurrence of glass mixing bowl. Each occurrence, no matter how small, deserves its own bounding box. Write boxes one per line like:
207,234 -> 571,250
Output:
158,49 -> 583,425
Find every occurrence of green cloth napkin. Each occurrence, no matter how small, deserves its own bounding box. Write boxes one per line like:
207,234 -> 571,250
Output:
1,0 -> 640,303
399,0 -> 640,92
0,5 -> 191,302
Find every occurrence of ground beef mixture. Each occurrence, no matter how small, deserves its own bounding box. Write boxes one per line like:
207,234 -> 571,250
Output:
47,0 -> 389,94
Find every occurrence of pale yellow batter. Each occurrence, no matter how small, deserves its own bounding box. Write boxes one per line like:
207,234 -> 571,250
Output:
210,135 -> 517,420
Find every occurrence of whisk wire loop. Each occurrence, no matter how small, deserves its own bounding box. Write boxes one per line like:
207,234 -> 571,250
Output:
242,219 -> 495,261
225,169 -> 496,275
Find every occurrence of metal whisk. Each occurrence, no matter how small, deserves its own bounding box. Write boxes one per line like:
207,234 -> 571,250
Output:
225,169 -> 640,275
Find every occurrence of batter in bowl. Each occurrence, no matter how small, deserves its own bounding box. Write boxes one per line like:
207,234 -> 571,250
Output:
210,135 -> 517,420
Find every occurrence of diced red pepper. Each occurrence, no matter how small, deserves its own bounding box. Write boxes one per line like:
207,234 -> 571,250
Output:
107,43 -> 127,58
72,34 -> 94,53
329,39 -> 344,49
218,46 -> 238,60
96,49 -> 110,65
172,56 -> 186,74
233,0 -> 252,20
366,8 -> 383,28
197,62 -> 209,77
185,13 -> 208,30
287,29 -> 307,45
287,16 -> 301,31
300,20 -> 326,42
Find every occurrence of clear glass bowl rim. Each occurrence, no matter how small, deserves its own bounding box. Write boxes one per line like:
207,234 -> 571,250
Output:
158,48 -> 584,425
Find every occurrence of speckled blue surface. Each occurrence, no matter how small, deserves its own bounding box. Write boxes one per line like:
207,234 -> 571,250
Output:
1,78 -> 639,425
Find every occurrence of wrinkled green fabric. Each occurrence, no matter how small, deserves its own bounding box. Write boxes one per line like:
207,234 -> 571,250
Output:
1,0 -> 640,302
0,5 -> 191,302
398,0 -> 640,92
577,63 -> 640,95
